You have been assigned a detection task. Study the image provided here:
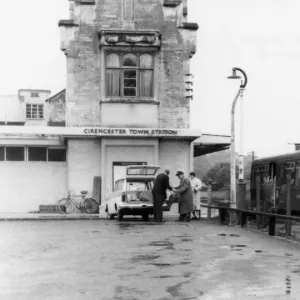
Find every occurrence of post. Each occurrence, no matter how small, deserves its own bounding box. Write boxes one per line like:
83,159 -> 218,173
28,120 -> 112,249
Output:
236,180 -> 246,225
230,89 -> 242,209
239,90 -> 244,181
256,175 -> 261,229
230,89 -> 243,224
286,173 -> 292,236
269,217 -> 276,236
207,180 -> 212,219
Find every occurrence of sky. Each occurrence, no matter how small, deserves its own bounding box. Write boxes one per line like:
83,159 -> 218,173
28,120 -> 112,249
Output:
0,0 -> 299,157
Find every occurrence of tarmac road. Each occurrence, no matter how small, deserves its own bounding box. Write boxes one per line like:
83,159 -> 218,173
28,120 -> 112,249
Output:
0,220 -> 299,300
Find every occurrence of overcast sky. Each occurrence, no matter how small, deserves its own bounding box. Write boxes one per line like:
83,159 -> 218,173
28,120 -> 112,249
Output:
0,0 -> 299,157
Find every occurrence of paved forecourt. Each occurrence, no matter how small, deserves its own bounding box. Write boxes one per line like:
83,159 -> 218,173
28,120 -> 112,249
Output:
0,219 -> 299,300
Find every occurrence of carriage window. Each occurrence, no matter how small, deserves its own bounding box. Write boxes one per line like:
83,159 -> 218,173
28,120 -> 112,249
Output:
276,164 -> 285,185
261,165 -> 269,183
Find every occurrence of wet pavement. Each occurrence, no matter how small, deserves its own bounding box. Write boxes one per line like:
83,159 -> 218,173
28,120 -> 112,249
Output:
0,220 -> 299,300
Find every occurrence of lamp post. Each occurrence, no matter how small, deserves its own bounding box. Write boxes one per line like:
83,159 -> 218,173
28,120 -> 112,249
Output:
227,68 -> 248,209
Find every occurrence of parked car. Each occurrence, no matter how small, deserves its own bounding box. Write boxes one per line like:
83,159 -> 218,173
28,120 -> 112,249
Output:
104,165 -> 177,221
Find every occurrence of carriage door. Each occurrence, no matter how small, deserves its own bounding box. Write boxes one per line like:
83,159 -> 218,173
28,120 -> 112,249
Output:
294,161 -> 300,211
285,161 -> 295,212
276,164 -> 285,210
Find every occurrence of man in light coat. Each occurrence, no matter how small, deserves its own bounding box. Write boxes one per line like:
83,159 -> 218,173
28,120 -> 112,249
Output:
189,171 -> 202,220
173,170 -> 193,222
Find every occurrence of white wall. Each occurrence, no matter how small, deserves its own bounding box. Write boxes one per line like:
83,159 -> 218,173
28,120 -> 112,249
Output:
0,95 -> 23,122
101,103 -> 158,127
68,139 -> 101,197
0,162 -> 67,213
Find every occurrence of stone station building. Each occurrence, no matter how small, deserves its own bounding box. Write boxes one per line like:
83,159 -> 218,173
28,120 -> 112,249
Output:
0,0 -> 230,213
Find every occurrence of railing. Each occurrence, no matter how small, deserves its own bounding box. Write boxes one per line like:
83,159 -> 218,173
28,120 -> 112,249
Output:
201,203 -> 300,236
202,177 -> 300,237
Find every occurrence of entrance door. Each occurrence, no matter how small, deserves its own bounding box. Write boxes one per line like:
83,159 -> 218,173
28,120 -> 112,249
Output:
112,162 -> 147,191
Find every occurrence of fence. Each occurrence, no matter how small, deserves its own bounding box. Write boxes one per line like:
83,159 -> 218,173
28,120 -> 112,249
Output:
202,178 -> 300,238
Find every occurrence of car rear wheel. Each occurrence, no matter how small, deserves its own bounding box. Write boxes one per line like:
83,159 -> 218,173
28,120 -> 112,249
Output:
117,213 -> 123,221
109,214 -> 115,220
142,214 -> 149,222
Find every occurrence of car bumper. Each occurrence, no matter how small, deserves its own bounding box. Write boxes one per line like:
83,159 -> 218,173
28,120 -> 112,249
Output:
118,203 -> 170,215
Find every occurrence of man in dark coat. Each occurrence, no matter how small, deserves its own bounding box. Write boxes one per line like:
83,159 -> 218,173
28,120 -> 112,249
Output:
173,170 -> 194,222
152,169 -> 173,222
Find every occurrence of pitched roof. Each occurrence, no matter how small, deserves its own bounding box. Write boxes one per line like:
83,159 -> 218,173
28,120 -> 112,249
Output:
46,89 -> 66,103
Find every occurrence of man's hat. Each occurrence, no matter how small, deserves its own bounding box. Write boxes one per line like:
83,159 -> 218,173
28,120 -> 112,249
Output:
175,170 -> 184,176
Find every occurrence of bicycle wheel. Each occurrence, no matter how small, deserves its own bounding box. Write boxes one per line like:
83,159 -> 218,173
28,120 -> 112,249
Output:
83,198 -> 99,214
57,198 -> 75,214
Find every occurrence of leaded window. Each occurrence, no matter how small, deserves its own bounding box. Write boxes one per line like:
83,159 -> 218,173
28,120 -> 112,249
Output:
106,53 -> 154,98
26,104 -> 44,119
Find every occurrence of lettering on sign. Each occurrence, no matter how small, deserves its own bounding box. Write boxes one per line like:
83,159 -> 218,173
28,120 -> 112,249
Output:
83,128 -> 178,136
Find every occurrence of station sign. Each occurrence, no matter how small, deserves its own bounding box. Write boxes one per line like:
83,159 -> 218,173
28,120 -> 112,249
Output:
83,128 -> 178,136
0,126 -> 202,139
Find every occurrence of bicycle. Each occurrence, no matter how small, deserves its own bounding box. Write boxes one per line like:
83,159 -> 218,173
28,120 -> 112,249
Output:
56,190 -> 98,214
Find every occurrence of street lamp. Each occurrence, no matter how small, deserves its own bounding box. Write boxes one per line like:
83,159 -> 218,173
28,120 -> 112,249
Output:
227,67 -> 248,209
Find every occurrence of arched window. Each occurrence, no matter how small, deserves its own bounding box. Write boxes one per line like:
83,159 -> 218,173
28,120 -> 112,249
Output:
106,52 -> 154,98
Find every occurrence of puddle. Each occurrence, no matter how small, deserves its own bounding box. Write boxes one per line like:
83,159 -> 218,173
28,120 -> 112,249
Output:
149,241 -> 173,247
181,238 -> 193,242
148,263 -> 172,267
232,245 -> 247,248
218,233 -> 227,236
157,275 -> 174,279
285,253 -> 293,257
183,272 -> 193,278
230,234 -> 240,237
164,245 -> 175,250
130,254 -> 160,263
180,261 -> 192,265
286,275 -> 291,294
118,224 -> 136,230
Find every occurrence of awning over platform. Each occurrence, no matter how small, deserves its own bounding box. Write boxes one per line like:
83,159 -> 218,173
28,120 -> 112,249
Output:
193,134 -> 231,157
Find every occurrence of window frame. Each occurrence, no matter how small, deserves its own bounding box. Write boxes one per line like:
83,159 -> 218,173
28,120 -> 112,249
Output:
31,92 -> 39,97
0,146 -> 67,163
105,52 -> 154,99
26,104 -> 44,120
47,147 -> 67,162
28,146 -> 48,162
5,146 -> 25,162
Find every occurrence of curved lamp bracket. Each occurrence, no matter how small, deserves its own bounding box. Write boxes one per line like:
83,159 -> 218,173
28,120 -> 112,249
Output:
232,67 -> 248,88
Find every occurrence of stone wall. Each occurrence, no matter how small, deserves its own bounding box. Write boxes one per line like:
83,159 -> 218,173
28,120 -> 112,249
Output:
47,89 -> 66,126
59,0 -> 198,129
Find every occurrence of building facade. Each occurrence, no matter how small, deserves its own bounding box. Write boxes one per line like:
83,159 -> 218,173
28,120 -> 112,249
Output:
58,0 -> 199,203
0,0 -> 230,213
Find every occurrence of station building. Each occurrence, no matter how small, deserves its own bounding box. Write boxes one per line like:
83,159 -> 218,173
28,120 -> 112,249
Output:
0,0 -> 230,213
